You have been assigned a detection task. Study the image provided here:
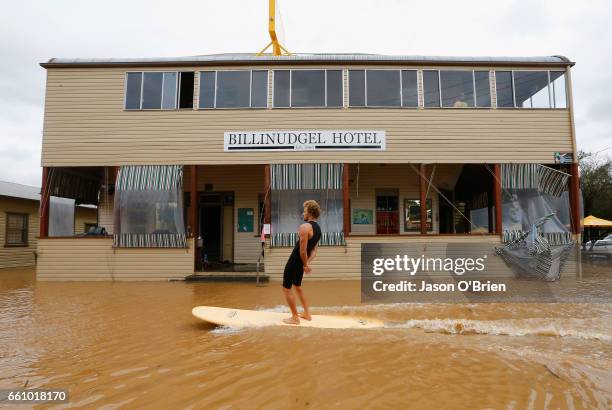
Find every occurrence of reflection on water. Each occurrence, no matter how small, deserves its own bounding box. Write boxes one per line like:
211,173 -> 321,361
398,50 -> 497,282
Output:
0,265 -> 610,409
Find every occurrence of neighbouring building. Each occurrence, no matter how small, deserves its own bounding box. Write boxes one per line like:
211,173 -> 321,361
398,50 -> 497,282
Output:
36,53 -> 582,280
0,180 -> 97,269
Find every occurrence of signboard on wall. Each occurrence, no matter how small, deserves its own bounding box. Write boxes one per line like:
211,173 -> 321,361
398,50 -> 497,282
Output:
224,130 -> 386,151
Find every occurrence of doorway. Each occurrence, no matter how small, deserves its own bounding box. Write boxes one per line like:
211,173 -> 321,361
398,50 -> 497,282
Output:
376,189 -> 399,234
199,192 -> 234,264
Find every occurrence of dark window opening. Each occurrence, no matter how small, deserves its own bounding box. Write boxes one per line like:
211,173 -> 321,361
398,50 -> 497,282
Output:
178,72 -> 194,109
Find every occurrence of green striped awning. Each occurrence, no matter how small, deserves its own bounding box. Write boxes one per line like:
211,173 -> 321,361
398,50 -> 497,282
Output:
538,166 -> 570,197
271,231 -> 346,247
116,165 -> 183,191
271,164 -> 344,190
113,233 -> 187,248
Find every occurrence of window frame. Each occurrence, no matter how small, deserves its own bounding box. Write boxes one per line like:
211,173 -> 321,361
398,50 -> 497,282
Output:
199,69 -> 269,110
496,69 -> 568,110
5,212 -> 29,247
348,69 -> 409,108
272,69 -> 344,109
124,71 -> 183,111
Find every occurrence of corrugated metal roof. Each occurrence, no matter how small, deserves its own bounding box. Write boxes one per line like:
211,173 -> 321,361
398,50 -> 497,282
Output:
0,180 -> 40,201
42,53 -> 573,67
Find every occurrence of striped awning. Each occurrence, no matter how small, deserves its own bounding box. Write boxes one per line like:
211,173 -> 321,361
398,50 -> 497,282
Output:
49,168 -> 101,204
271,231 -> 346,247
501,164 -> 569,197
116,165 -> 183,191
271,164 -> 344,190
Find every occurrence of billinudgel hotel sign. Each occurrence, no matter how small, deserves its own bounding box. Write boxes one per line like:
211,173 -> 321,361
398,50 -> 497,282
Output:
224,130 -> 386,151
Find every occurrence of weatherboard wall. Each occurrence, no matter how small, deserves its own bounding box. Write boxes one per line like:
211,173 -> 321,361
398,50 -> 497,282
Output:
41,66 -> 573,167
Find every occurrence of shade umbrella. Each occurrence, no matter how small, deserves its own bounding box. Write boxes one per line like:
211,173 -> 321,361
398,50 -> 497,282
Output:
583,215 -> 612,227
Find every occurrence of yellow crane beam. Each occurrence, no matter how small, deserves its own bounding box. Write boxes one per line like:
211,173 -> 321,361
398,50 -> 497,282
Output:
257,0 -> 291,56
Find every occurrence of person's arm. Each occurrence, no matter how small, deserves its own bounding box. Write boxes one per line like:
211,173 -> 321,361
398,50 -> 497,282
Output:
308,246 -> 317,264
298,223 -> 312,272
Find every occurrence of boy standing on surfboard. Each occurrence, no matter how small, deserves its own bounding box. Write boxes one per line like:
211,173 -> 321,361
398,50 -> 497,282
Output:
282,200 -> 322,325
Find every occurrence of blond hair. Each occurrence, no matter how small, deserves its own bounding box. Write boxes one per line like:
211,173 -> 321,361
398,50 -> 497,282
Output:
303,200 -> 321,218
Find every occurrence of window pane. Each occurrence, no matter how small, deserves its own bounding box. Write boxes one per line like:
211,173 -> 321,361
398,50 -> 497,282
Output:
474,71 -> 491,107
6,214 -> 28,245
162,72 -> 177,109
495,71 -> 514,108
550,71 -> 567,108
273,70 -> 290,107
125,72 -> 142,109
251,70 -> 268,108
326,70 -> 343,107
291,70 -> 325,107
423,70 -> 440,107
401,70 -> 418,107
215,71 -> 251,108
440,71 -> 474,107
141,72 -> 163,109
199,71 -> 215,109
348,70 -> 365,106
366,70 -> 400,106
514,71 -> 550,108
178,72 -> 194,109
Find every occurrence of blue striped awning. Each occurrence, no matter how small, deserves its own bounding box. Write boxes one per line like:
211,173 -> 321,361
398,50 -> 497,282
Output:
116,165 -> 183,191
501,164 -> 569,197
271,231 -> 346,247
271,164 -> 344,190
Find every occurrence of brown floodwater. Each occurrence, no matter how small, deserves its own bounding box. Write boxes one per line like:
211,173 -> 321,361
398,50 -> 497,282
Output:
0,265 -> 611,409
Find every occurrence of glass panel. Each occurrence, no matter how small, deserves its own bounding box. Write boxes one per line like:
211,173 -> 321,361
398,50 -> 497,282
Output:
178,72 -> 194,109
125,72 -> 142,109
291,70 -> 325,107
514,71 -> 550,108
271,189 -> 343,234
423,70 -> 440,107
251,70 -> 268,108
6,214 -> 27,244
495,71 -> 514,108
366,70 -> 400,106
141,72 -> 163,109
49,196 -> 75,237
273,70 -> 290,107
474,71 -> 491,107
440,70 -> 474,107
348,70 -> 365,106
401,70 -> 418,107
216,71 -> 251,108
162,72 -> 177,109
199,71 -> 215,109
326,70 -> 343,107
404,199 -> 432,232
550,71 -> 567,108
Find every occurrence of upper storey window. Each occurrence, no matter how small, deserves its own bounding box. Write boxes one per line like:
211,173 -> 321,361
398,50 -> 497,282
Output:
495,70 -> 567,108
199,70 -> 268,109
423,70 -> 492,108
273,70 -> 343,108
349,70 -> 418,107
125,72 -> 194,110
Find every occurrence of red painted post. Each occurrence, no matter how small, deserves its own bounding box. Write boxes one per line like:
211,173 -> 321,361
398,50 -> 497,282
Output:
264,165 -> 271,227
40,167 -> 50,238
343,163 -> 350,237
420,164 -> 427,235
493,164 -> 502,235
569,162 -> 581,234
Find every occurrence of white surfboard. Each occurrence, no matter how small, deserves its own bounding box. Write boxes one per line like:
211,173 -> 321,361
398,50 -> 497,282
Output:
192,306 -> 384,329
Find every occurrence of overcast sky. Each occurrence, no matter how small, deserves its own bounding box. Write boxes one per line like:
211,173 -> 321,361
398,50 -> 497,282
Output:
1,0 -> 610,187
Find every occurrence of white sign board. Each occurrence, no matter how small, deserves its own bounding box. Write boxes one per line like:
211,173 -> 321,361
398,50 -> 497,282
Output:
224,130 -> 386,152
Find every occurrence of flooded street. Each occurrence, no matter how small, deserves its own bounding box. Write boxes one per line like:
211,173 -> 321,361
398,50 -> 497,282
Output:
1,266 -> 611,409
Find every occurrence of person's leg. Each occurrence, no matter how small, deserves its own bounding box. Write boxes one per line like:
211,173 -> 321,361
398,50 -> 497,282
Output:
294,286 -> 311,320
282,286 -> 300,324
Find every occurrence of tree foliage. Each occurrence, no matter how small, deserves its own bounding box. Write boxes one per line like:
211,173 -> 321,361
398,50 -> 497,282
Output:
579,150 -> 612,220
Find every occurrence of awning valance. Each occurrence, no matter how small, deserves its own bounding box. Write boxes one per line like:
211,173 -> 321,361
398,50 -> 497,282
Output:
116,165 -> 183,191
271,163 -> 344,190
501,164 -> 569,197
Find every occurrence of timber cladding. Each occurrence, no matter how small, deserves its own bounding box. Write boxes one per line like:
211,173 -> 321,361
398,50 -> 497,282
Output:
41,66 -> 573,167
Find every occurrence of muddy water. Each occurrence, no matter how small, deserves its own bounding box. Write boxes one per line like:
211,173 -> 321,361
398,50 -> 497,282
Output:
0,266 -> 611,409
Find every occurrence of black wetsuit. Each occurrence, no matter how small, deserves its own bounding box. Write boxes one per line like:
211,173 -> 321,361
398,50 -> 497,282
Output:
282,220 -> 321,289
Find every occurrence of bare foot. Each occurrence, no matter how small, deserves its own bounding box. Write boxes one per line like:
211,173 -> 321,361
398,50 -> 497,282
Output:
299,312 -> 312,321
282,316 -> 300,325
